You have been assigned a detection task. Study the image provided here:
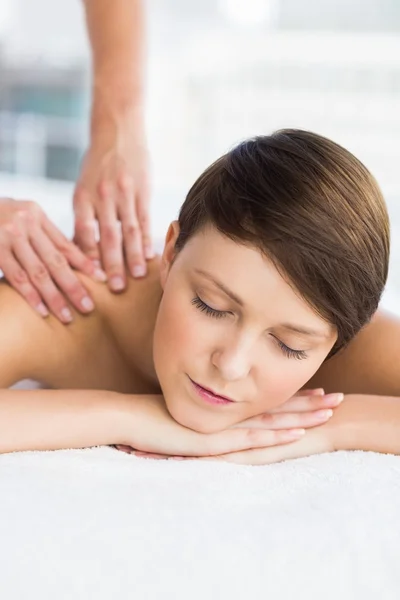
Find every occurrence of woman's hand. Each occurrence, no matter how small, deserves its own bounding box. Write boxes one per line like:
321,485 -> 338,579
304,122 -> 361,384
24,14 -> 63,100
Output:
0,197 -> 106,323
114,388 -> 343,460
115,392 -> 315,458
73,113 -> 153,292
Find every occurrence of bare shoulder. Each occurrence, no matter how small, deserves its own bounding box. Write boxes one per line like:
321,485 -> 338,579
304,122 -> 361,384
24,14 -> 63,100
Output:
0,257 -> 161,391
306,309 -> 400,396
73,256 -> 162,391
0,275 -> 111,388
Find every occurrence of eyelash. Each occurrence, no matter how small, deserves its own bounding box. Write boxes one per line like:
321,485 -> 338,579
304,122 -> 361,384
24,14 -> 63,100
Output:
191,295 -> 308,360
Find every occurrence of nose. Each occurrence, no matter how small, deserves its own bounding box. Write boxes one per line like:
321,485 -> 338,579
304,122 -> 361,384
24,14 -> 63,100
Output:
211,335 -> 253,382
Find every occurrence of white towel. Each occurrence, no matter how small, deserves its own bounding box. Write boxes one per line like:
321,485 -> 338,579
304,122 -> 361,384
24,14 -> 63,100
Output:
0,445 -> 400,600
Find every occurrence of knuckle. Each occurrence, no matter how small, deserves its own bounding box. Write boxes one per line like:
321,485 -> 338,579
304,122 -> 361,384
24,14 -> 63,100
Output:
56,239 -> 72,254
73,186 -> 89,205
122,222 -> 140,239
97,179 -> 113,200
138,211 -> 149,228
49,251 -> 68,270
11,268 -> 29,285
64,280 -> 83,297
31,263 -> 50,284
4,221 -> 21,236
246,428 -> 260,444
20,201 -> 41,222
74,218 -> 95,236
260,413 -> 273,425
117,174 -> 134,194
102,224 -> 121,245
79,256 -> 94,272
47,293 -> 67,313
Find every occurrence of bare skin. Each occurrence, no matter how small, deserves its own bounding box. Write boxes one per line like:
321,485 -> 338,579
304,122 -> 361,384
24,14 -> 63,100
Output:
1,255 -> 399,400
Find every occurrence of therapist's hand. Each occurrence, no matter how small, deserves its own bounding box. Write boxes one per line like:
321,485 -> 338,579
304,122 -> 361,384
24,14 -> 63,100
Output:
0,197 -> 106,323
73,113 -> 153,293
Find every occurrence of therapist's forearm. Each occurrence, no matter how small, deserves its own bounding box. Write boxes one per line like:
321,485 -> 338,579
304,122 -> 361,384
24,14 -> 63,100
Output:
0,388 -> 126,454
82,0 -> 146,135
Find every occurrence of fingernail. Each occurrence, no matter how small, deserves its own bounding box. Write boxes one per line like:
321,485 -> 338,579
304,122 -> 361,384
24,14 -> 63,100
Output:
132,265 -> 146,278
110,276 -> 125,291
93,268 -> 107,282
315,409 -> 333,420
92,260 -> 102,269
36,303 -> 49,317
81,296 -> 94,312
313,388 -> 325,395
145,247 -> 155,260
61,307 -> 73,323
325,393 -> 344,403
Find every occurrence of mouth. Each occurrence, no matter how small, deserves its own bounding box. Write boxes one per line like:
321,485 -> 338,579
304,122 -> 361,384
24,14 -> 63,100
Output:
188,377 -> 235,406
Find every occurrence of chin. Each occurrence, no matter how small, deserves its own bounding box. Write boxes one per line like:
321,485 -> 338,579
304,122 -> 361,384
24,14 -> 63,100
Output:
165,398 -> 227,434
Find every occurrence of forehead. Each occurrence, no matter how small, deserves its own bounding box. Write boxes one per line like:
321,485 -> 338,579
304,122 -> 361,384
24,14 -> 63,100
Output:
177,227 -> 333,335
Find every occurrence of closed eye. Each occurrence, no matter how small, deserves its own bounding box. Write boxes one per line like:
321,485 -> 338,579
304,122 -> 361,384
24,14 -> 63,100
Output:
192,295 -> 308,360
191,295 -> 228,319
273,336 -> 308,360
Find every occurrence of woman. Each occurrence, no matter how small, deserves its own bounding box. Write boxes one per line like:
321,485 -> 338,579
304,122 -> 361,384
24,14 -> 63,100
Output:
1,129 -> 399,465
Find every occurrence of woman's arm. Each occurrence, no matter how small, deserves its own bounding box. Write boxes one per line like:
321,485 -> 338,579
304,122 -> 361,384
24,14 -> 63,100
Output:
306,309 -> 400,397
331,393 -> 400,454
0,388 -> 125,453
189,393 -> 400,465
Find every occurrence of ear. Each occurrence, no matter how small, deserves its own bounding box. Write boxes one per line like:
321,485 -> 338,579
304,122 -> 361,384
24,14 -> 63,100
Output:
159,220 -> 180,289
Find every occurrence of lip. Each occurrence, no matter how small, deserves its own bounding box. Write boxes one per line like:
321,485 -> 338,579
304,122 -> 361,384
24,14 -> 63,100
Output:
189,377 -> 235,406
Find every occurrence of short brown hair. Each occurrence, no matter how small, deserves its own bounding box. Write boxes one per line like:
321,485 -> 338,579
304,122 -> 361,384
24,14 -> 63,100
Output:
175,129 -> 390,358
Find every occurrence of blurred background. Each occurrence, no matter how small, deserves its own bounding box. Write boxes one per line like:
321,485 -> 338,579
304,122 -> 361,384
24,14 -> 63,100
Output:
0,0 -> 399,312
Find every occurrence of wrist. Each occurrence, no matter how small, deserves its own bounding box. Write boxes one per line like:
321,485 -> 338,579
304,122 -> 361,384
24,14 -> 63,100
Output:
330,394 -> 400,454
89,96 -> 146,151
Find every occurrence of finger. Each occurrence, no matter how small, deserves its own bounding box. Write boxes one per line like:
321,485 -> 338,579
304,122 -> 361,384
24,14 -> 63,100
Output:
113,444 -> 134,453
29,228 -> 96,315
0,253 -> 49,317
296,388 -> 325,397
231,408 -> 333,430
43,217 -> 107,283
73,188 -> 100,261
135,177 -> 155,260
13,238 -> 74,323
268,392 -> 344,414
117,175 -> 147,278
198,446 -> 292,465
205,427 -> 306,456
97,182 -> 125,292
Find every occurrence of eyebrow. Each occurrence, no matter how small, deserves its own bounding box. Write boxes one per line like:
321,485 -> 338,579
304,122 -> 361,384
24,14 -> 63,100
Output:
193,268 -> 329,339
194,268 -> 244,306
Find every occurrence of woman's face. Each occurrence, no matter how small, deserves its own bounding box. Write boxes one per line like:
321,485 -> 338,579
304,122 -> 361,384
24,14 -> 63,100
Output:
153,222 -> 337,433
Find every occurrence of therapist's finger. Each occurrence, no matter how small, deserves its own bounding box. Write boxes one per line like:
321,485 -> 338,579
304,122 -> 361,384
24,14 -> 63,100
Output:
30,228 -> 96,315
97,182 -> 125,292
136,174 -> 154,261
73,187 -> 100,262
118,175 -> 146,278
43,216 -> 106,283
0,253 -> 48,317
12,237 -> 73,323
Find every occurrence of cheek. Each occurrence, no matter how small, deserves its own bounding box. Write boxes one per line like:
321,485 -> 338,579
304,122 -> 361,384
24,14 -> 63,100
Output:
255,358 -> 325,411
153,289 -> 204,382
